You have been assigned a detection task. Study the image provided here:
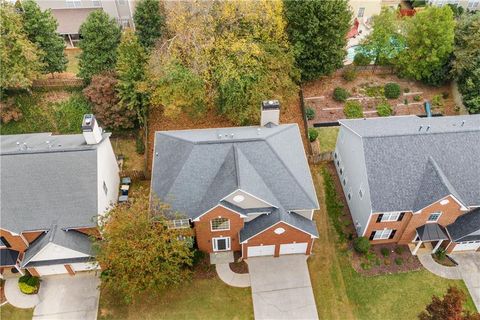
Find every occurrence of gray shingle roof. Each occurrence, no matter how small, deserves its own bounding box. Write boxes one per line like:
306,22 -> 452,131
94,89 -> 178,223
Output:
0,132 -> 109,233
447,208 -> 480,242
340,115 -> 480,212
239,209 -> 319,243
416,223 -> 449,241
151,124 -> 319,220
21,225 -> 93,267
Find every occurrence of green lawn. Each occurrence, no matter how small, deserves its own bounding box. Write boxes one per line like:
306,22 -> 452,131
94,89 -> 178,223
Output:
0,304 -> 33,320
309,165 -> 476,320
316,127 -> 339,153
99,277 -> 253,320
65,49 -> 81,75
0,90 -> 91,135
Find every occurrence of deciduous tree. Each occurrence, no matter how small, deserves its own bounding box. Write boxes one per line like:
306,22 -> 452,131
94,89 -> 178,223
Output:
419,286 -> 480,320
95,192 -> 194,303
116,29 -> 149,124
78,11 -> 121,82
284,0 -> 352,80
83,72 -> 136,130
21,0 -> 67,75
133,0 -> 166,49
395,6 -> 455,86
0,2 -> 42,90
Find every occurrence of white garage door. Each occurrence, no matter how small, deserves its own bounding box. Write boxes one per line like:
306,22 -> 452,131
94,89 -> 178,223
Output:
279,242 -> 308,255
247,245 -> 275,257
35,264 -> 69,276
70,262 -> 100,272
452,241 -> 480,252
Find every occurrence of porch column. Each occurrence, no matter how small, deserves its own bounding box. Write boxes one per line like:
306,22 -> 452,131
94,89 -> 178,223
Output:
14,265 -> 24,276
432,240 -> 443,254
412,240 -> 423,255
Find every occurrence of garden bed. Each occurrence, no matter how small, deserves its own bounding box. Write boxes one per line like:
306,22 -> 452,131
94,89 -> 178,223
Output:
303,70 -> 458,124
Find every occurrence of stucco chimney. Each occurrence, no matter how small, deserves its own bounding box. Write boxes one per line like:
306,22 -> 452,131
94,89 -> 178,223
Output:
82,114 -> 102,144
260,100 -> 280,127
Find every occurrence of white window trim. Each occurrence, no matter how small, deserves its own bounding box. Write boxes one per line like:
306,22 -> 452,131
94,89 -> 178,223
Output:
212,237 -> 231,251
427,212 -> 442,223
381,212 -> 401,222
373,228 -> 392,240
210,218 -> 230,232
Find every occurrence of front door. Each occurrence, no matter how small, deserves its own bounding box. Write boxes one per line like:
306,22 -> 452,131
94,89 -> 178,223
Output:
213,237 -> 231,251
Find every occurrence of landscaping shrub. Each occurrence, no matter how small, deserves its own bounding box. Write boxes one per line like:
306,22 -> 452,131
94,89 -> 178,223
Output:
333,87 -> 349,102
435,248 -> 447,261
305,107 -> 315,120
0,98 -> 23,124
394,246 -> 405,255
344,101 -> 363,119
342,67 -> 357,82
414,95 -> 422,102
376,102 -> 393,117
353,52 -> 371,66
395,257 -> 403,265
18,274 -> 40,294
384,82 -> 401,99
308,128 -> 319,142
442,91 -> 450,99
353,237 -> 371,254
381,247 -> 390,257
360,262 -> 371,270
404,87 -> 410,93
404,98 -> 408,105
432,94 -> 444,106
136,135 -> 145,154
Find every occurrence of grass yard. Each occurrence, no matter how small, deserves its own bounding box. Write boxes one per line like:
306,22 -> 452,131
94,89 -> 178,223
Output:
0,90 -> 91,135
309,165 -> 476,320
65,49 -> 81,75
0,304 -> 33,320
317,127 -> 339,153
99,277 -> 253,320
111,137 -> 145,172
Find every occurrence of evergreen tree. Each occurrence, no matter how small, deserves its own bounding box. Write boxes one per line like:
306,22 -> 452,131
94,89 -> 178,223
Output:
133,0 -> 166,49
21,0 -> 67,75
116,29 -> 149,125
0,2 -> 42,90
78,10 -> 121,82
284,0 -> 352,80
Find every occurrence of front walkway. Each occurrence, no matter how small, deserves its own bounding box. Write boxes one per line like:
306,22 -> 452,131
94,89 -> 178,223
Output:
417,252 -> 480,312
4,277 -> 39,309
215,264 -> 250,288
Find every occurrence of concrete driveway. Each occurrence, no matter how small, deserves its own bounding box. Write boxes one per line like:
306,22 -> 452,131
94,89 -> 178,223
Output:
248,255 -> 318,320
451,252 -> 480,312
33,272 -> 100,320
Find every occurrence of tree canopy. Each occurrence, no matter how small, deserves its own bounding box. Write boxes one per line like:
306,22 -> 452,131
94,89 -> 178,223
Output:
358,7 -> 405,66
133,0 -> 166,49
418,286 -> 480,320
395,6 -> 455,86
116,29 -> 149,125
95,191 -> 194,303
284,0 -> 352,80
78,10 -> 121,82
0,2 -> 42,91
21,0 -> 67,75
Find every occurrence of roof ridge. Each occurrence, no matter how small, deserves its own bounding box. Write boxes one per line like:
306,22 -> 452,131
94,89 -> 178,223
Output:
233,144 -> 240,188
427,157 -> 464,205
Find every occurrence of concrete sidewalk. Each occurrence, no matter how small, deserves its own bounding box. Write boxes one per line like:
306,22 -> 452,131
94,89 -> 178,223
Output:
4,277 -> 39,309
215,264 -> 250,288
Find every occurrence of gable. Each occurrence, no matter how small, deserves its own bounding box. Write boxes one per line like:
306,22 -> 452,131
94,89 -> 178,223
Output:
29,242 -> 90,262
241,221 -> 315,244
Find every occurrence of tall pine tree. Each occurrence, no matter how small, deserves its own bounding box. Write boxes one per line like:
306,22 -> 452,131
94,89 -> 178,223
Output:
133,0 -> 166,49
284,0 -> 352,81
78,10 -> 121,82
21,0 -> 67,75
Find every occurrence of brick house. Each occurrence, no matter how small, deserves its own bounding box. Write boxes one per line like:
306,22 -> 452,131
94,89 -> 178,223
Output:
150,101 -> 319,259
334,115 -> 480,254
0,115 -> 119,277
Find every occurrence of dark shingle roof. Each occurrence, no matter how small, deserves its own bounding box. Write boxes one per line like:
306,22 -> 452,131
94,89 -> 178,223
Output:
340,115 -> 480,212
0,249 -> 20,267
151,124 -> 319,220
447,208 -> 480,242
416,223 -> 449,241
0,132 -> 109,233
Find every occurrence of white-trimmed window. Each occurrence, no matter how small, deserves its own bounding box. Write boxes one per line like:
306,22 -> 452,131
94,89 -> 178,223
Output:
66,0 -> 81,8
211,218 -> 230,231
358,7 -> 365,17
213,237 -> 230,251
427,212 -> 442,223
381,212 -> 400,222
92,0 -> 101,7
373,229 -> 393,240
468,0 -> 479,9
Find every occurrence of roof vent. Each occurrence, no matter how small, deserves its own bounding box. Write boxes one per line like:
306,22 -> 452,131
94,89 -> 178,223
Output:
418,125 -> 423,132
461,120 -> 465,127
260,100 -> 280,127
426,125 -> 431,132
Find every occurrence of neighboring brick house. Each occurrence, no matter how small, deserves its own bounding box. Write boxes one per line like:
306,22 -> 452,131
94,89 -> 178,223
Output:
334,115 -> 480,254
0,115 -> 119,277
150,101 -> 319,259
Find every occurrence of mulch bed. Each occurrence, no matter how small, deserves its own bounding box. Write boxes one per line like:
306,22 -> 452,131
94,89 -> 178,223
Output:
303,70 -> 458,124
192,254 -> 217,280
229,261 -> 249,274
0,280 -> 5,304
325,162 -> 423,277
